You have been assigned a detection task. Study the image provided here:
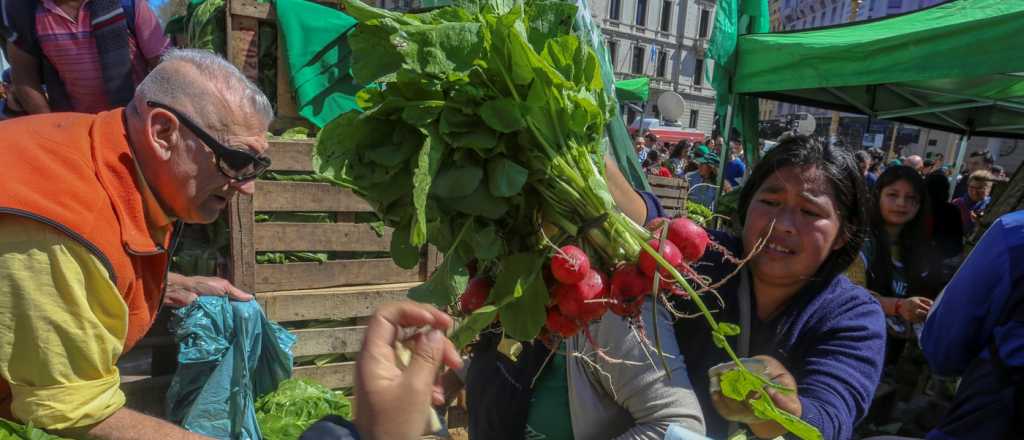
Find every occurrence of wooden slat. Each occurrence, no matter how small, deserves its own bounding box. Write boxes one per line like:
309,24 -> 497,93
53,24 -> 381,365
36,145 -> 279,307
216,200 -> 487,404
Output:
652,186 -> 686,200
660,199 -> 684,209
254,181 -> 372,212
292,327 -> 366,357
294,362 -> 355,389
254,259 -> 421,292
255,223 -> 391,252
229,15 -> 259,82
275,26 -> 299,120
268,139 -> 315,172
648,175 -> 687,188
258,282 -> 417,322
228,194 -> 257,292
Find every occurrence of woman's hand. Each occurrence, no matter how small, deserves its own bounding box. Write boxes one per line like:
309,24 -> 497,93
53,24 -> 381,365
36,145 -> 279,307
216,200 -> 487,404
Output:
709,355 -> 802,439
897,296 -> 933,323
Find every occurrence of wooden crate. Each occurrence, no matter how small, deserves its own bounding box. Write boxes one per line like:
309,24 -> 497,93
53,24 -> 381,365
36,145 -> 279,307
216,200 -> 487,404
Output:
648,175 -> 688,217
226,0 -> 338,132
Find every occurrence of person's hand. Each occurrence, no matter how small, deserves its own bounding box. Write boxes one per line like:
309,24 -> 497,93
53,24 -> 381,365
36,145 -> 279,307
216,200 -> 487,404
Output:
709,356 -> 801,439
355,301 -> 462,440
897,296 -> 933,323
163,273 -> 254,307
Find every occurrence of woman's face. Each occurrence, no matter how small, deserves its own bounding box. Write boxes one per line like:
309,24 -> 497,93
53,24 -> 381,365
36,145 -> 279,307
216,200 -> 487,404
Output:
879,179 -> 920,227
743,165 -> 845,292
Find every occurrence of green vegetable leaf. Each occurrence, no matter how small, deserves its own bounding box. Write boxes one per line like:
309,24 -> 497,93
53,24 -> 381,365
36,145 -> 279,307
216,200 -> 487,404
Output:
499,270 -> 548,340
451,305 -> 498,349
486,157 -> 529,197
479,98 -> 525,133
409,252 -> 468,307
432,165 -> 484,198
718,369 -> 823,440
390,222 -> 421,269
255,378 -> 352,440
467,223 -> 504,260
411,128 -> 446,246
449,185 -> 510,219
718,323 -> 741,337
712,331 -> 728,349
448,127 -> 499,152
490,252 -> 544,306
400,101 -> 444,126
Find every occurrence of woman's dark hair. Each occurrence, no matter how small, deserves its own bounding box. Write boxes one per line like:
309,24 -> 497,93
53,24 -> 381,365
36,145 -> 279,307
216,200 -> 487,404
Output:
925,172 -> 950,204
643,150 -> 661,169
866,166 -> 939,298
738,135 -> 869,287
669,142 -> 688,160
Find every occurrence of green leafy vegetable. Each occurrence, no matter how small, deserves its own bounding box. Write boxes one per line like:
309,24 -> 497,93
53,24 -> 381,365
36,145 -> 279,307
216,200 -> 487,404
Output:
255,379 -> 352,440
718,369 -> 823,440
0,418 -> 71,440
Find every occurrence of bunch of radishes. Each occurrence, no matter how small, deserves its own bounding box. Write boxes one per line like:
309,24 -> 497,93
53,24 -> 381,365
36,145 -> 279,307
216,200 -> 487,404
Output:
458,217 -> 711,338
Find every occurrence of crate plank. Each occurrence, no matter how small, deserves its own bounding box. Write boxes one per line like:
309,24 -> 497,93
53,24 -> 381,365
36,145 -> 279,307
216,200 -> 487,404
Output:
254,181 -> 371,212
293,327 -> 366,357
268,139 -> 316,172
254,259 -> 420,292
294,362 -> 355,389
231,0 -> 337,20
258,283 -> 417,322
255,223 -> 391,252
648,175 -> 687,188
229,15 -> 259,82
229,195 -> 257,292
652,186 -> 686,200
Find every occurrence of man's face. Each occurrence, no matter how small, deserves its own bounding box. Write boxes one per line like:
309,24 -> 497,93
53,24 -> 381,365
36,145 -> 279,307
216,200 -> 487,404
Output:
731,142 -> 742,156
966,156 -> 989,174
635,139 -> 646,152
151,106 -> 270,224
967,180 -> 992,203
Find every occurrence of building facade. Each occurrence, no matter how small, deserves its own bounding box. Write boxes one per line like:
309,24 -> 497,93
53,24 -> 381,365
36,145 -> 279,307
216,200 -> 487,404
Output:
590,0 -> 717,135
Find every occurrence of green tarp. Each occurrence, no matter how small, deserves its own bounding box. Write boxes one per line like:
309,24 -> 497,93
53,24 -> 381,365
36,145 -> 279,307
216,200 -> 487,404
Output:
615,77 -> 650,102
732,0 -> 1024,139
275,0 -> 362,128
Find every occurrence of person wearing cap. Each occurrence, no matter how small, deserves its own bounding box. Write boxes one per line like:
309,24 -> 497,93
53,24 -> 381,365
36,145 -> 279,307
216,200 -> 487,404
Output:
685,145 -> 729,209
0,49 -> 269,439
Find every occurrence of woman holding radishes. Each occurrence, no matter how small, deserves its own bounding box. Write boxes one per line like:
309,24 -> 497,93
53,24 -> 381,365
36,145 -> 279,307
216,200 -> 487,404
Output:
671,135 -> 887,440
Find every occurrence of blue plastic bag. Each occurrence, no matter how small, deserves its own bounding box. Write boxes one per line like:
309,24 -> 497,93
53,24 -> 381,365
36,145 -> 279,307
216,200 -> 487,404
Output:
165,296 -> 296,440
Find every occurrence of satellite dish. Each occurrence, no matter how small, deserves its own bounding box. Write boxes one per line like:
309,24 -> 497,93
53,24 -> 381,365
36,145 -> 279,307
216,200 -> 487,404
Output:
657,92 -> 686,122
795,112 -> 817,135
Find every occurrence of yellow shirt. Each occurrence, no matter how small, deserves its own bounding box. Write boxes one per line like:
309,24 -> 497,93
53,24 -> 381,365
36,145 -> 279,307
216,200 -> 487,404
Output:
0,216 -> 128,429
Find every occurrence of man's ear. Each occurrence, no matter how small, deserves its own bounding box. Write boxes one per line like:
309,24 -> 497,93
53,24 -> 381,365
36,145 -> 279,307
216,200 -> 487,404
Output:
148,109 -> 180,160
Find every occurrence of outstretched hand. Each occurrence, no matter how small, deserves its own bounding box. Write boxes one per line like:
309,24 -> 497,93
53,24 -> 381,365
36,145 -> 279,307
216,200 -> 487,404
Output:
355,301 -> 462,440
164,273 -> 254,307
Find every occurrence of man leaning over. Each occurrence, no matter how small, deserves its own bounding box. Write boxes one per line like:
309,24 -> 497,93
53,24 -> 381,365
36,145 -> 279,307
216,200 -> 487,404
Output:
0,48 -> 272,440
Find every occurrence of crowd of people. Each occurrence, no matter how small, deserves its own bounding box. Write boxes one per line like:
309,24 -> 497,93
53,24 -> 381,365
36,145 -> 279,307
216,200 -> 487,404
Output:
1,2 -> 1022,440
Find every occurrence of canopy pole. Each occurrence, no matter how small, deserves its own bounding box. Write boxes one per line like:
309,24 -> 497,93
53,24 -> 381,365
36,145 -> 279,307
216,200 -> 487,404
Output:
713,95 -> 737,227
950,133 -> 971,201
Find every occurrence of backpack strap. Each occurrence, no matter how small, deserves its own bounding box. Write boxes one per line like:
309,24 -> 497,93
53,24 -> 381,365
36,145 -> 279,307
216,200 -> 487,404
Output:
121,0 -> 135,33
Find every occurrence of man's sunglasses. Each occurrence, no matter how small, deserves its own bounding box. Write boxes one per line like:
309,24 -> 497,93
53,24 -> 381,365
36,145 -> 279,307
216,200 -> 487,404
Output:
147,101 -> 271,181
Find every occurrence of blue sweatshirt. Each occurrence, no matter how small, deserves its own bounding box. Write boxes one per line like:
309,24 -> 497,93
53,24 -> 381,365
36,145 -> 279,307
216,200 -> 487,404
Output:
673,232 -> 886,440
921,211 -> 1024,440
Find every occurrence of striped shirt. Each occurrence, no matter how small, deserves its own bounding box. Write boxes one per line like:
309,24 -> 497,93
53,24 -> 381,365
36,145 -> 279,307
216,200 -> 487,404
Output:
35,0 -> 169,113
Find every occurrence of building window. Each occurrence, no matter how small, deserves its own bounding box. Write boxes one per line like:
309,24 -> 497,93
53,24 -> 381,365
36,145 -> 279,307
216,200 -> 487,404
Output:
609,0 -> 622,21
660,1 -> 672,32
689,110 -> 699,129
693,58 -> 704,86
607,40 -> 618,70
698,9 -> 711,37
636,0 -> 648,27
656,51 -> 668,78
632,46 -> 645,74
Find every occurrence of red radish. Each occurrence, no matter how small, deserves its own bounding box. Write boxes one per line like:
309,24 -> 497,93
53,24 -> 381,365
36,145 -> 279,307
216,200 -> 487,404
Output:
638,239 -> 683,277
610,264 -> 649,299
666,217 -> 710,262
669,285 -> 689,299
546,308 -> 579,337
459,277 -> 492,314
610,295 -> 645,318
551,245 -> 590,284
554,269 -> 607,320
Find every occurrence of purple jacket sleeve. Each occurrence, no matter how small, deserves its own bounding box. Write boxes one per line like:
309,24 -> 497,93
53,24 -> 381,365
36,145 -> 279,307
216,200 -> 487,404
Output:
637,190 -> 667,225
796,285 -> 886,440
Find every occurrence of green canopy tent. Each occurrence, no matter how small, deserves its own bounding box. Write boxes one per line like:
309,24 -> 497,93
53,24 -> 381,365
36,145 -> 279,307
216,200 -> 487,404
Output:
615,77 -> 650,103
710,0 -> 1024,196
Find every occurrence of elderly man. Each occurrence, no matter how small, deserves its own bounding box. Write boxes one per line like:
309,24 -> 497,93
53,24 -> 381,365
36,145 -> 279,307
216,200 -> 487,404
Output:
904,154 -> 924,173
953,150 -> 994,199
0,49 -> 270,439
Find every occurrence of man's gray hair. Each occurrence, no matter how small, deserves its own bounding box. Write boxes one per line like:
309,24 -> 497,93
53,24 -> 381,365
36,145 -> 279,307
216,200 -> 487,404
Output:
135,48 -> 273,130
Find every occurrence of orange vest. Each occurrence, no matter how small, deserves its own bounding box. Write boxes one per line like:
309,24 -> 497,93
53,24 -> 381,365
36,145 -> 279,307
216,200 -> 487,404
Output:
0,109 -> 176,418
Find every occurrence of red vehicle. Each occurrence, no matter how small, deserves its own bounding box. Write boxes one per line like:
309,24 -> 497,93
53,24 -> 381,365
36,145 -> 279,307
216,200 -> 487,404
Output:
628,118 -> 706,144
